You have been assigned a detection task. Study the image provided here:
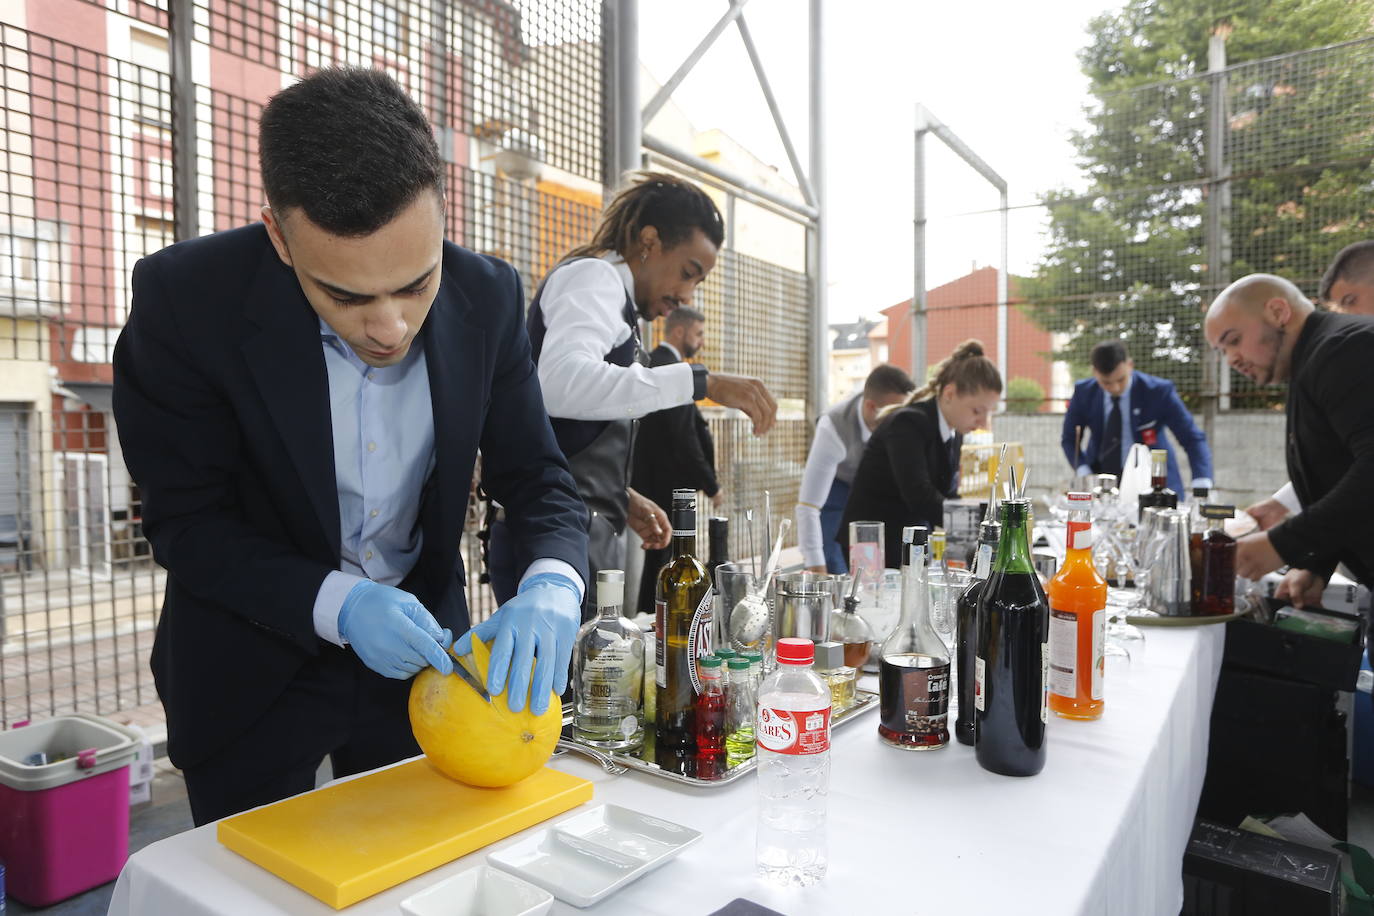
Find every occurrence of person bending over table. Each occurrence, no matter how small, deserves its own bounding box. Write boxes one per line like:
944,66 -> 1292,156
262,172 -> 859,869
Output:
1204,273 -> 1374,606
113,68 -> 588,824
838,340 -> 1002,570
797,364 -> 915,574
1245,240 -> 1374,531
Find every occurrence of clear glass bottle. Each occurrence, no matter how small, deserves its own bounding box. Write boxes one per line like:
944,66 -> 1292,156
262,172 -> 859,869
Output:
724,657 -> 756,767
878,526 -> 951,750
572,570 -> 645,751
813,641 -> 856,713
742,650 -> 763,692
694,656 -> 726,758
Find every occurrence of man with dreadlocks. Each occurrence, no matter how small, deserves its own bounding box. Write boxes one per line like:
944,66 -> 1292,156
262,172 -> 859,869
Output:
486,172 -> 776,615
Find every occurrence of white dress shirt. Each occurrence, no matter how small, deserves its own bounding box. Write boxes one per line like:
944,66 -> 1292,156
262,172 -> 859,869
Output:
796,405 -> 873,568
536,253 -> 695,420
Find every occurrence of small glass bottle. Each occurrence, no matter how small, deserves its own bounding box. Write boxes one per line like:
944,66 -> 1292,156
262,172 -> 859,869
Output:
695,656 -> 727,758
724,657 -> 756,767
742,650 -> 763,692
1198,505 -> 1237,616
829,585 -> 874,670
572,570 -> 645,751
714,648 -> 739,665
813,641 -> 856,713
878,526 -> 951,750
1137,448 -> 1178,521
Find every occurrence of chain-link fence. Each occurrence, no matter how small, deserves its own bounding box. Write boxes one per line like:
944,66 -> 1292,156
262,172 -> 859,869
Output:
0,1 -> 816,729
904,36 -> 1374,417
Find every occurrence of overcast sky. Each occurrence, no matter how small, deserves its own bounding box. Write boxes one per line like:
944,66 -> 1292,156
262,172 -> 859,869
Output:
637,0 -> 1117,325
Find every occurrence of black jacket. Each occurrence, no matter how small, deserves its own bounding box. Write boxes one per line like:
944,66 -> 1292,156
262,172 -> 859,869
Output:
113,224 -> 588,767
1268,310 -> 1374,586
630,343 -> 719,511
838,397 -> 961,569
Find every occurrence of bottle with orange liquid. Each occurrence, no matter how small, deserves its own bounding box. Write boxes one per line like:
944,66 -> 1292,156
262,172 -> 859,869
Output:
1047,491 -> 1106,720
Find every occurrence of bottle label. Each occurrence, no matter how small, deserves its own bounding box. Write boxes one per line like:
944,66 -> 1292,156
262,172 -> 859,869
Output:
974,656 -> 986,711
1049,609 -> 1078,699
1040,642 -> 1050,724
687,589 -> 714,694
655,599 -> 667,689
1091,609 -> 1105,701
582,640 -> 643,709
880,656 -> 949,737
757,704 -> 831,755
1067,520 -> 1093,551
974,544 -> 993,580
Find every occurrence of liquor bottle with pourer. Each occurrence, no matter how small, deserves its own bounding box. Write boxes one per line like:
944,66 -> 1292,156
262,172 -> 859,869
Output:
955,504 -> 1001,746
1137,448 -> 1178,522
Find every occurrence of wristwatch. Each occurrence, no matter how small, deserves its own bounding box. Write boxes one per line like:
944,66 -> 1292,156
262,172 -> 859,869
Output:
690,362 -> 709,401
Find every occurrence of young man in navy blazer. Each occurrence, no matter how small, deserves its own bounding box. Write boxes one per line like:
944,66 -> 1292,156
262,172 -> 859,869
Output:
1060,341 -> 1213,494
113,68 -> 588,824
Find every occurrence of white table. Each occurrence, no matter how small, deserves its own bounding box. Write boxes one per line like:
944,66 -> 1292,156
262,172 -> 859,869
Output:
109,624 -> 1224,916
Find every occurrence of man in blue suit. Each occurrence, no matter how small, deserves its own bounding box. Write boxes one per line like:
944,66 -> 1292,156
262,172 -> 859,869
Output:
1060,341 -> 1213,494
113,69 -> 588,824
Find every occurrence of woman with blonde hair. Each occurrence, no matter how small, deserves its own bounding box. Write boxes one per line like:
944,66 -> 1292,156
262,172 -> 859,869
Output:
839,340 -> 1002,569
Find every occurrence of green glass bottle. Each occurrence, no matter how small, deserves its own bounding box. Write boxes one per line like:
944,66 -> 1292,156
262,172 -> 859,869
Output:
655,488 -> 713,754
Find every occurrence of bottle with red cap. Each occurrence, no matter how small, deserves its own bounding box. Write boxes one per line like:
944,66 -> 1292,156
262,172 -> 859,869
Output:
755,637 -> 831,887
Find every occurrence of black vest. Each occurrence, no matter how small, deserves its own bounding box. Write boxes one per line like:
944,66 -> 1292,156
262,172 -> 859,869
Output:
526,257 -> 640,458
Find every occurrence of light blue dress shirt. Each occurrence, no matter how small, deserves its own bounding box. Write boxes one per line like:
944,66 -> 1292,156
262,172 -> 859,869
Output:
310,318 -> 584,647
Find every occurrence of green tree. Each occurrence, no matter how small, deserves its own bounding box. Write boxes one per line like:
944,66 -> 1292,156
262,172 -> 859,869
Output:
1005,376 -> 1046,414
1024,0 -> 1374,408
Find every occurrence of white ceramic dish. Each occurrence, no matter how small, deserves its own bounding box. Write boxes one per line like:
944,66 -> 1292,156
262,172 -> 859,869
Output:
487,804 -> 702,908
399,864 -> 554,916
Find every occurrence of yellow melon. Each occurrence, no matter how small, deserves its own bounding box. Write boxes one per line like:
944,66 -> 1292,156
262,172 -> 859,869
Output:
408,636 -> 562,788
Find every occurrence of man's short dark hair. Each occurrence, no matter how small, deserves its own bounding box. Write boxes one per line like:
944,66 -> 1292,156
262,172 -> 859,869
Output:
862,363 -> 915,400
665,305 -> 705,334
1091,341 -> 1129,375
259,68 -> 444,237
1319,240 -> 1374,302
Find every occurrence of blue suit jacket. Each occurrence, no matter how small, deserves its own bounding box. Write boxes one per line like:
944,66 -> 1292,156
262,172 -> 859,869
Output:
113,224 -> 588,768
1060,370 -> 1212,494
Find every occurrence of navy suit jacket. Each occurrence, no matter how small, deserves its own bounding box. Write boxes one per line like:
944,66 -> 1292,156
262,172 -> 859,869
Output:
1060,369 -> 1212,494
113,224 -> 588,768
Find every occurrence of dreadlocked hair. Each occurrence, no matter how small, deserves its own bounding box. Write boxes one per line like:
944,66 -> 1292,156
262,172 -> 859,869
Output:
567,171 -> 724,259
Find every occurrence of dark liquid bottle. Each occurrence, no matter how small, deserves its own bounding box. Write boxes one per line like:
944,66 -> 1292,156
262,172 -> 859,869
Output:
879,526 -> 950,750
656,489 -> 713,754
974,499 -> 1049,777
956,516 -> 1000,746
708,516 -> 730,576
1198,505 -> 1237,616
1137,448 -> 1178,521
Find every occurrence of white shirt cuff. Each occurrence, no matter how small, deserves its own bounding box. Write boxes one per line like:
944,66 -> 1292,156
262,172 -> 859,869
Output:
1274,481 -> 1301,514
520,558 -> 585,603
1075,464 -> 1093,478
1191,477 -> 1212,490
314,570 -> 366,647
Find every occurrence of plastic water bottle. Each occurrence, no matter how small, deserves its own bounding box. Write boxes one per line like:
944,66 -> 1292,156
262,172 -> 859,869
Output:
755,637 -> 831,886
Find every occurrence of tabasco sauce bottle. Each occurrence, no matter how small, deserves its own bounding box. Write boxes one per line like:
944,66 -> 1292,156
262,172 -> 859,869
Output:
1047,491 -> 1106,721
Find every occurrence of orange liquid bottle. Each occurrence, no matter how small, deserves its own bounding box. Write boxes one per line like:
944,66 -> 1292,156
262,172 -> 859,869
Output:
1047,491 -> 1107,720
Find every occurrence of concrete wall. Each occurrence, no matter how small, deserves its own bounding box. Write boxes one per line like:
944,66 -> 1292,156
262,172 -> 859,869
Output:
992,411 -> 1287,511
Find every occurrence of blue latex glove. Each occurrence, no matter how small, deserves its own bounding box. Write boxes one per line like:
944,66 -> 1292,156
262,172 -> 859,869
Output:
453,572 -> 581,714
337,580 -> 454,679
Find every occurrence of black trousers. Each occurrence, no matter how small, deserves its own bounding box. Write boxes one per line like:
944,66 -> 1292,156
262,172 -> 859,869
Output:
181,644 -> 419,825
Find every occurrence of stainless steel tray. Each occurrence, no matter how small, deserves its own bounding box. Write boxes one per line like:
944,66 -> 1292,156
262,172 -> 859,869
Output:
555,688 -> 880,789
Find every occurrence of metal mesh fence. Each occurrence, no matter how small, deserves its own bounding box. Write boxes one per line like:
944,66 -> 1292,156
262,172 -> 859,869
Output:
915,36 -> 1374,414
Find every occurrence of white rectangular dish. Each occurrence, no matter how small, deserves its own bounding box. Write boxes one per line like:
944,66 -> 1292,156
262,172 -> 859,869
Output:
487,804 -> 702,908
399,864 -> 553,916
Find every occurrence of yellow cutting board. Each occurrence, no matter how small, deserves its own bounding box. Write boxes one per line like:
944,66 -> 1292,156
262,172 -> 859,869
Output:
217,759 -> 593,909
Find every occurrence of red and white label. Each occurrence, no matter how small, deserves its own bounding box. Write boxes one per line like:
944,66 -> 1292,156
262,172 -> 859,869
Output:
757,705 -> 831,755
1067,520 -> 1094,552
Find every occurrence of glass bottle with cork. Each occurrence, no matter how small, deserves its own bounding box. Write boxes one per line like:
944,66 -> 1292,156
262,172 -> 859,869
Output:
975,488 -> 1050,777
655,488 -> 713,755
1197,505 -> 1237,616
1137,448 -> 1178,521
572,569 -> 645,751
878,526 -> 950,750
1046,492 -> 1107,721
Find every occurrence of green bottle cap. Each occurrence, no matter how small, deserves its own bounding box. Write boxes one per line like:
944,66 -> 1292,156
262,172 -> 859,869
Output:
742,650 -> 763,662
727,658 -> 751,670
714,648 -> 738,660
698,656 -> 723,668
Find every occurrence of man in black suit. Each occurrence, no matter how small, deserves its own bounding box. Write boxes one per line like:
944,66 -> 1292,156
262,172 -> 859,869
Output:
1204,273 -> 1374,604
113,68 -> 587,824
631,306 -> 719,613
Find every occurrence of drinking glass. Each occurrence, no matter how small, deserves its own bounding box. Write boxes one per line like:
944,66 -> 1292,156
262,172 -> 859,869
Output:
860,568 -> 904,672
714,567 -> 761,655
848,521 -> 885,595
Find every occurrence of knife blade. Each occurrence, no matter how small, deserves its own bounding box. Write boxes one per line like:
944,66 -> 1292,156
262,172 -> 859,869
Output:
451,653 -> 492,702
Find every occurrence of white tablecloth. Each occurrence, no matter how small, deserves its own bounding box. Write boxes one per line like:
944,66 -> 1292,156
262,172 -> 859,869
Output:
109,625 -> 1224,916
